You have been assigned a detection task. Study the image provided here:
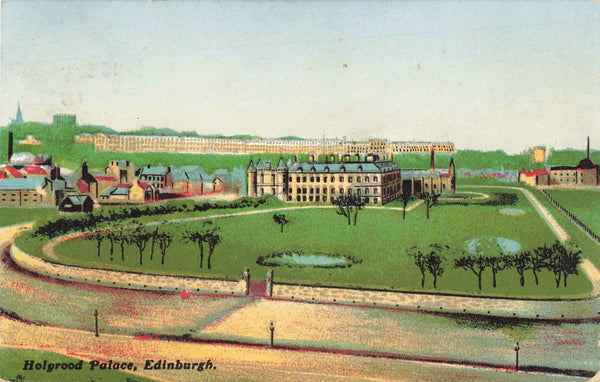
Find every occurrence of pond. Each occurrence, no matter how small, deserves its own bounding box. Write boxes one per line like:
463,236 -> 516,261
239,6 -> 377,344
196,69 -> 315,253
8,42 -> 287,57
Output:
256,252 -> 360,268
464,237 -> 522,256
499,208 -> 526,216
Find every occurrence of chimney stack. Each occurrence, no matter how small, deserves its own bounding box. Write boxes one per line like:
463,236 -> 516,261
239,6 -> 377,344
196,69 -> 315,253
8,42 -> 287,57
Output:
430,148 -> 436,172
587,136 -> 590,159
82,160 -> 88,178
8,132 -> 13,163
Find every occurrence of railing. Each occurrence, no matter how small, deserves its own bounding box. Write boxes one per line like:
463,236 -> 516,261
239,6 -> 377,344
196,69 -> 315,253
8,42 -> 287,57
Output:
539,189 -> 600,244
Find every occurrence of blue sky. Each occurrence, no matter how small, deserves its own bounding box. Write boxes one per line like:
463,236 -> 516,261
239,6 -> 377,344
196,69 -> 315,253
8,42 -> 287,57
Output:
1,1 -> 599,153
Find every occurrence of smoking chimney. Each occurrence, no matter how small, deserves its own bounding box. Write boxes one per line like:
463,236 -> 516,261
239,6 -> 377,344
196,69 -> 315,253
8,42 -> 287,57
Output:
8,132 -> 13,163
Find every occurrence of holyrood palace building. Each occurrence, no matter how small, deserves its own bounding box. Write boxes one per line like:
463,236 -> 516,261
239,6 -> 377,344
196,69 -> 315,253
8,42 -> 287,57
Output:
248,153 -> 456,205
75,133 -> 455,155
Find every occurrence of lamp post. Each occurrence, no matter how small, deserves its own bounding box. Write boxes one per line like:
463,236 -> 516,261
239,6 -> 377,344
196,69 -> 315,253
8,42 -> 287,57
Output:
94,309 -> 99,337
269,321 -> 274,348
514,342 -> 520,372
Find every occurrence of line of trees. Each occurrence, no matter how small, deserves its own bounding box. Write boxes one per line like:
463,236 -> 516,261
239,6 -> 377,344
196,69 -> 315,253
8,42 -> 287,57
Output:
84,221 -> 222,269
408,241 -> 583,290
33,196 -> 275,239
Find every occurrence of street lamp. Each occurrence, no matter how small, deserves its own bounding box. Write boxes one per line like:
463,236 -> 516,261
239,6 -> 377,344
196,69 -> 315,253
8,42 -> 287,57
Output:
269,321 -> 274,348
514,342 -> 520,372
94,309 -> 99,337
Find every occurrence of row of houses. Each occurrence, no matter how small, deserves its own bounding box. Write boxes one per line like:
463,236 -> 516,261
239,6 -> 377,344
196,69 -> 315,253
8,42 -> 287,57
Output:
76,133 -> 455,155
0,155 -> 226,211
519,139 -> 600,187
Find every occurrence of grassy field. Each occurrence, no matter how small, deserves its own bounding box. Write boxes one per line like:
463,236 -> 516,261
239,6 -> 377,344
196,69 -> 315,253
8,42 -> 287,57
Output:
43,188 -> 593,298
544,189 -> 600,233
0,347 -> 157,382
0,207 -> 60,227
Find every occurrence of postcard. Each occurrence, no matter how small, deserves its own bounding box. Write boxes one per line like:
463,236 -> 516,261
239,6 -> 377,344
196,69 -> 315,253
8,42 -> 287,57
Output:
1,1 -> 599,381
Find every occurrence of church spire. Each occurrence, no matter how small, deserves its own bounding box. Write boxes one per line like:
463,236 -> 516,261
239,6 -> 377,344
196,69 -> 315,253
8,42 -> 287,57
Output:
14,102 -> 23,125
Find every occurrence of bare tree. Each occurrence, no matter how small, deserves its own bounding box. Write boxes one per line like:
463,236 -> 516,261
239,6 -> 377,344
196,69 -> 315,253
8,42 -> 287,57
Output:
157,231 -> 173,265
273,213 -> 290,233
510,251 -> 532,287
426,244 -> 448,289
531,244 -> 552,286
398,193 -> 414,220
182,221 -> 215,268
551,241 -> 582,287
331,193 -> 366,226
407,246 -> 427,288
454,253 -> 488,290
104,231 -> 120,261
149,226 -> 160,260
130,226 -> 151,266
205,226 -> 222,270
115,228 -> 128,261
86,231 -> 104,258
418,192 -> 439,220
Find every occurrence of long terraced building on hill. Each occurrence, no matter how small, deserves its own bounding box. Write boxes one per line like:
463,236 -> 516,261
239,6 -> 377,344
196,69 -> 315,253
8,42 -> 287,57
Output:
76,133 -> 454,155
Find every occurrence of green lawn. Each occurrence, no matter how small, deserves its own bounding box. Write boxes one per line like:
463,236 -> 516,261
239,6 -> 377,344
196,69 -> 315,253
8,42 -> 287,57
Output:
0,348 -> 157,382
0,207 -> 59,227
544,189 -> 600,233
43,188 -> 592,298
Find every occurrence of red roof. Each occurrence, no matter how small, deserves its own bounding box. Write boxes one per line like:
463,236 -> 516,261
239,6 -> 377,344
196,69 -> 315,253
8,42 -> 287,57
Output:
116,183 -> 132,188
520,169 -> 548,177
0,171 -> 6,179
23,166 -> 47,175
138,182 -> 152,189
5,166 -> 24,178
76,179 -> 90,193
96,176 -> 117,182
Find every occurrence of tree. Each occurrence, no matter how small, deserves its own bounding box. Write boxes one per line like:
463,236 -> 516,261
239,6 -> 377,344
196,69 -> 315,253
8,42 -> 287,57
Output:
418,192 -> 439,220
531,244 -> 552,286
454,253 -> 488,290
551,241 -> 582,287
273,213 -> 290,233
182,221 -> 215,268
331,193 -> 365,226
510,251 -> 532,287
398,193 -> 414,220
205,226 -> 222,270
470,238 -> 510,288
115,228 -> 128,261
105,231 -> 117,261
86,231 -> 104,258
407,246 -> 427,288
425,244 -> 447,289
130,227 -> 151,266
149,226 -> 160,260
182,230 -> 206,268
156,231 -> 173,265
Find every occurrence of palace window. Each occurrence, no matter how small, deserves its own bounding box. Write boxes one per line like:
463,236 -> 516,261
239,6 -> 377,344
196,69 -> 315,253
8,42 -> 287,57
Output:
348,177 -> 353,183
296,177 -> 300,182
340,176 -> 344,182
310,177 -> 314,182
323,196 -> 327,202
374,176 -> 378,182
331,176 -> 335,182
316,177 -> 320,182
303,176 -> 307,182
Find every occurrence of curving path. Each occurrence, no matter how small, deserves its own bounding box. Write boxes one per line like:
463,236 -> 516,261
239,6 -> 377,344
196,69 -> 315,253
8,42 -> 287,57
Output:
5,184 -> 600,320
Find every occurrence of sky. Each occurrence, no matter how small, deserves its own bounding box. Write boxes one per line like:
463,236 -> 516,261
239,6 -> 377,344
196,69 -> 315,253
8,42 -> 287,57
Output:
1,1 -> 599,154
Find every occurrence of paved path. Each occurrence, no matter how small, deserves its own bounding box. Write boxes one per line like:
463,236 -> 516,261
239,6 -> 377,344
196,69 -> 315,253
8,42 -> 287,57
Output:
0,317 -> 592,382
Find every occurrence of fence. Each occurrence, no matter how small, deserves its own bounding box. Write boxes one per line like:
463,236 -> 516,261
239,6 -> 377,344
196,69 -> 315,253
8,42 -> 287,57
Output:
539,189 -> 600,244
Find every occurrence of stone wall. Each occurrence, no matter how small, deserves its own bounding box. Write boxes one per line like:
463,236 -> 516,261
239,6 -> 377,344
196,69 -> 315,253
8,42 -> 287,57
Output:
11,243 -> 245,295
